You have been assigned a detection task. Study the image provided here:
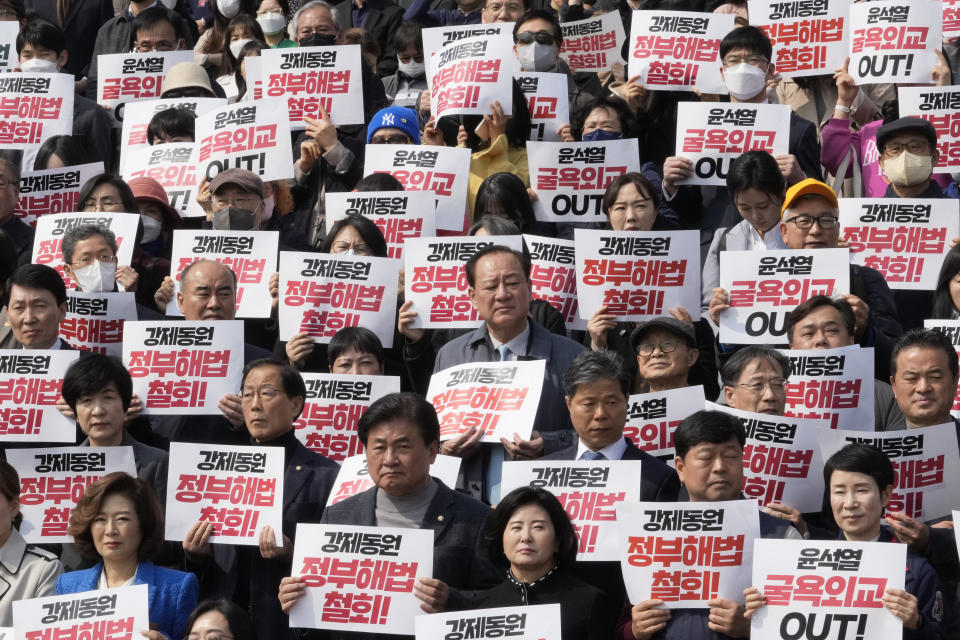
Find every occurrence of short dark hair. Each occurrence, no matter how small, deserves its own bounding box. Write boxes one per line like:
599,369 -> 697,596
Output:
563,350 -> 630,398
16,18 -> 65,55
34,135 -> 89,170
726,150 -> 785,201
722,345 -> 790,386
62,355 -> 133,414
355,173 -> 405,192
786,295 -> 855,344
69,473 -> 164,560
390,20 -> 423,53
890,328 -> 960,381
674,410 -> 746,459
8,263 -> 67,306
464,245 -> 530,287
78,175 -> 140,214
823,443 -> 894,493
240,359 -> 307,419
62,225 -> 118,265
328,327 -> 385,368
321,214 -> 388,258
484,486 -> 577,570
185,600 -> 256,640
131,6 -> 185,44
719,24 -> 772,61
601,172 -> 660,221
0,460 -> 23,529
356,392 -> 439,447
571,94 -> 639,141
513,9 -> 562,45
147,107 -> 196,145
474,172 -> 536,233
468,215 -> 521,237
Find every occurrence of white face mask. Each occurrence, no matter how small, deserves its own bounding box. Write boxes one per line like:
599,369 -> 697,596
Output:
218,0 -> 241,18
397,57 -> 425,78
230,38 -> 252,58
257,12 -> 286,35
516,42 -> 555,72
72,261 -> 116,293
258,194 -> 274,226
723,62 -> 767,100
140,215 -> 163,243
20,58 -> 58,73
884,151 -> 933,187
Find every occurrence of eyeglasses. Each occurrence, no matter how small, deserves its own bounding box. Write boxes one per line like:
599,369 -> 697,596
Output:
81,198 -> 123,211
72,254 -> 118,268
485,1 -> 524,12
515,31 -> 557,46
636,340 -> 681,356
370,134 -> 410,144
133,39 -> 181,52
722,54 -> 769,68
731,378 -> 787,394
331,241 -> 371,255
784,214 -> 840,230
212,194 -> 261,209
0,177 -> 15,188
883,139 -> 931,158
297,27 -> 336,38
241,386 -> 282,402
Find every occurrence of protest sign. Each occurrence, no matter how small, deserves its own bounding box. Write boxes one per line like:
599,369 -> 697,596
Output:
524,234 -> 586,331
818,423 -> 960,521
325,191 -> 437,261
278,252 -> 400,346
561,12 -> 625,72
849,0 -> 940,85
13,584 -> 150,640
422,23 -> 512,61
955,512 -> 960,558
750,0 -> 847,77
780,347 -> 875,430
404,235 -> 523,329
529,139 -> 641,223
121,143 -> 204,218
118,97 -> 225,169
502,460 -> 641,561
924,319 -> 960,418
416,605 -> 562,640
326,454 -> 461,506
294,374 -> 402,460
625,386 -> 705,460
718,248 -> 850,343
517,72 -> 570,142
428,360 -> 545,443
0,22 -> 17,72
122,320 -> 244,415
750,539 -> 905,640
8,447 -> 137,543
61,292 -> 137,356
0,350 -> 79,442
261,45 -> 364,128
427,32 -> 518,119
32,212 -> 140,288
242,56 -> 263,101
629,11 -> 733,93
706,402 -> 829,512
575,229 -> 701,322
165,442 -> 284,545
166,229 -> 279,318
946,0 -> 960,39
0,73 -> 73,147
675,102 -> 790,186
195,99 -> 293,182
839,199 -> 956,288
96,51 -> 193,123
898,85 -> 960,170
14,162 -> 103,227
364,144 -> 471,232
618,500 -> 760,606
289,524 -> 433,633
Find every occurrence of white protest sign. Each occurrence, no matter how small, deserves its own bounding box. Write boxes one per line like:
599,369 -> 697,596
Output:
96,51 -> 194,123
121,143 -> 204,218
675,102 -> 790,186
8,447 -> 137,543
705,402 -> 829,513
0,73 -> 74,147
61,292 -> 138,356
750,539 -> 905,640
261,45 -> 364,128
502,460 -> 642,561
242,55 -> 263,101
32,212 -> 140,289
14,162 -> 104,227
629,11 -> 733,93
561,12 -> 626,72
428,360 -> 545,443
517,72 -> 570,142
364,144 -> 471,232
196,99 -> 294,182
849,0 -> 940,85
818,423 -> 960,522
294,374 -> 402,461
118,97 -> 226,169
122,320 -> 244,415
524,234 -> 586,331
0,22 -> 17,72
780,347 -> 875,430
0,350 -> 80,442
924,319 -> 960,419
528,139 -> 641,223
575,229 -> 701,322
955,511 -> 960,558
946,0 -> 960,39
422,23 -> 513,61
428,32 -> 518,119
404,235 -> 523,329
278,252 -> 400,346
618,500 -> 760,607
166,229 -> 279,318
625,386 -> 705,459
324,191 -> 437,262
750,0 -> 848,77
839,198 -> 957,289
289,524 -> 433,634
718,248 -> 850,344
13,584 -> 150,640
899,85 -> 960,171
326,453 -> 461,507
165,442 -> 283,545
416,605 -> 562,640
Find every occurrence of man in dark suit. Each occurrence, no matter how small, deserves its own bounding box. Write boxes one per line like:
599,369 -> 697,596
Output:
0,263 -> 68,350
0,157 -> 34,267
25,0 -> 113,79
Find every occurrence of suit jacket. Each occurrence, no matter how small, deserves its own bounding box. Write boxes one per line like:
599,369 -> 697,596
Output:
56,561 -> 197,640
79,432 -> 168,503
1,216 -> 34,267
355,0 -> 404,76
0,529 -> 62,626
25,0 -> 115,77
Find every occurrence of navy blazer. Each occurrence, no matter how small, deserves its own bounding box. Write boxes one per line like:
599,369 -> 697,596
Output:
56,561 -> 197,640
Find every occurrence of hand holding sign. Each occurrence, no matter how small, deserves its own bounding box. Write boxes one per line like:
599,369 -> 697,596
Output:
304,107 -> 338,152
630,600 -> 671,640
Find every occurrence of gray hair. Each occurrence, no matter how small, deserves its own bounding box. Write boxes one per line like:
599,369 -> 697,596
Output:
782,193 -> 839,220
563,350 -> 630,398
62,225 -> 118,265
722,345 -> 790,386
289,0 -> 335,40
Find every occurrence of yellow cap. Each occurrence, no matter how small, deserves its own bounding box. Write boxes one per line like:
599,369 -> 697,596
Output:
781,178 -> 838,216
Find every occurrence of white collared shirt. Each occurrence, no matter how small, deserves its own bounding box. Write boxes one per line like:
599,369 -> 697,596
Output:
741,219 -> 786,251
489,321 -> 530,360
575,436 -> 628,461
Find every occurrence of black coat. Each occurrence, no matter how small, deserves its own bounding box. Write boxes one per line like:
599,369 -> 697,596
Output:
25,0 -> 114,77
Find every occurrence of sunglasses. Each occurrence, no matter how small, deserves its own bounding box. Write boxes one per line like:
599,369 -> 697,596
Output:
514,31 -> 557,46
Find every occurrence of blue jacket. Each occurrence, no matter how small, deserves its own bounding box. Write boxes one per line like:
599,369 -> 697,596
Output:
55,561 -> 198,640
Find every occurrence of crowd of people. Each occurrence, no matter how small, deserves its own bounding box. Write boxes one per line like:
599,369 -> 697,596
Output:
0,0 -> 957,637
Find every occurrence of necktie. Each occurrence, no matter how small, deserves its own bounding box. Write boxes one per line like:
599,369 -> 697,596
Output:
486,345 -> 512,503
582,450 -> 606,461
497,344 -> 511,361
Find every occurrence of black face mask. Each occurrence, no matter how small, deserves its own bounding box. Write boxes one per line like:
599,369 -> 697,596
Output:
299,33 -> 337,47
213,206 -> 256,231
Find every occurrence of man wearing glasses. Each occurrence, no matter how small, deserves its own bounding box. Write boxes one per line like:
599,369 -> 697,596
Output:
877,117 -> 943,199
722,345 -> 790,416
631,316 -> 703,394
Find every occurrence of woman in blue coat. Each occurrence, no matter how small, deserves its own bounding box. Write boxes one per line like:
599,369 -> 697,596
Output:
56,473 -> 198,640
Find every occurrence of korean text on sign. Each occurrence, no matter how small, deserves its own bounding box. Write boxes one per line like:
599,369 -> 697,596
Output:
195,98 -> 294,182
415,604 -> 562,640
96,51 -> 193,121
31,212 -> 139,289
749,0 -> 847,77
0,73 -> 73,148
900,85 -> 960,171
561,12 -> 625,73
517,72 -> 571,143
325,191 -> 437,262
13,584 -> 150,640
427,32 -> 517,120
121,143 -> 203,219
524,234 -> 585,331
118,97 -> 226,170
14,162 -> 103,227
0,350 -> 80,443
925,319 -> 960,420
779,347 -> 875,430
848,0 -> 941,85
625,385 -> 706,459
61,292 -> 137,357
